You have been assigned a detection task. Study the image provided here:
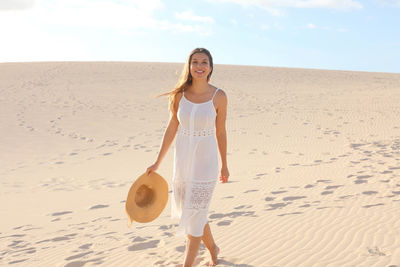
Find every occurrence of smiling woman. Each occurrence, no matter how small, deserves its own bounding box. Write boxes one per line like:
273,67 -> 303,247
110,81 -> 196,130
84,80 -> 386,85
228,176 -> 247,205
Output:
147,48 -> 229,266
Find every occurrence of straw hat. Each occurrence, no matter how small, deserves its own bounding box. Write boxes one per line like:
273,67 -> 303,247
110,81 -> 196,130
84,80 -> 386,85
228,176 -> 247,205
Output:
125,171 -> 168,225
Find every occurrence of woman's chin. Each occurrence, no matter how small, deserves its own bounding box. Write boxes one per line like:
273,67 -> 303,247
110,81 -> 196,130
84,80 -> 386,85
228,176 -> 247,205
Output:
192,75 -> 208,81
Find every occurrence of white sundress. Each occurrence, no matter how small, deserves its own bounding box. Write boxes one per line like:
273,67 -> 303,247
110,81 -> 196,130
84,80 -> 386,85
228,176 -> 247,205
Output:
172,88 -> 220,237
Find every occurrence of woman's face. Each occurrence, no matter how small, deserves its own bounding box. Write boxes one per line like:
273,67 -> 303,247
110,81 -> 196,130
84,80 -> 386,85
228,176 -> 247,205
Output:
189,53 -> 212,81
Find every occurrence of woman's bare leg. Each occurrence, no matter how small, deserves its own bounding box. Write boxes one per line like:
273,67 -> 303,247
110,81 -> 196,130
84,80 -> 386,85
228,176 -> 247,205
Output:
202,223 -> 219,266
183,234 -> 202,267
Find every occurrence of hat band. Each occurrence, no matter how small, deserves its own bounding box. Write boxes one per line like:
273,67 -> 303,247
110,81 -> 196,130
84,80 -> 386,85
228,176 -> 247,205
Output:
178,127 -> 215,137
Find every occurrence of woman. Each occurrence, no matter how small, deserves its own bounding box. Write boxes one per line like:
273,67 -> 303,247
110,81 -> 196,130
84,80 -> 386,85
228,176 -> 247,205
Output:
146,48 -> 229,267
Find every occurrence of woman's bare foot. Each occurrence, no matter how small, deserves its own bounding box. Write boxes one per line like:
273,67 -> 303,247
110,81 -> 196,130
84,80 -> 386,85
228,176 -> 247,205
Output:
207,245 -> 219,266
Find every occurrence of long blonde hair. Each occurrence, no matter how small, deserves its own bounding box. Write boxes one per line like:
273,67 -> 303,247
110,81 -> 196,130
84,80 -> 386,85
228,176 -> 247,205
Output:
158,48 -> 214,113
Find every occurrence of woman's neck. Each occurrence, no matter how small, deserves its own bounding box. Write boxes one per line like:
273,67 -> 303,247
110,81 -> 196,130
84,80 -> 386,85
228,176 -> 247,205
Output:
189,79 -> 210,94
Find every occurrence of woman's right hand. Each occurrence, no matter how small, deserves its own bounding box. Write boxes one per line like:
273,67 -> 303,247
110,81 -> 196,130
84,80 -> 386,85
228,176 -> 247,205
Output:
146,161 -> 160,176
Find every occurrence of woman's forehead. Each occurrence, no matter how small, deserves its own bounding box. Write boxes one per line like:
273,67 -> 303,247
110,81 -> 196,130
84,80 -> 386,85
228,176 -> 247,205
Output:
191,53 -> 209,61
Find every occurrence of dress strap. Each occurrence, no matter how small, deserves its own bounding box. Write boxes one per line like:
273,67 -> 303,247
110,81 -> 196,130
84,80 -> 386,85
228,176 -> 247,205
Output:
183,88 -> 218,99
212,88 -> 219,100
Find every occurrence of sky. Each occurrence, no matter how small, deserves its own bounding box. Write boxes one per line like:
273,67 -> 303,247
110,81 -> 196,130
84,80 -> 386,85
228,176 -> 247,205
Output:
0,0 -> 399,73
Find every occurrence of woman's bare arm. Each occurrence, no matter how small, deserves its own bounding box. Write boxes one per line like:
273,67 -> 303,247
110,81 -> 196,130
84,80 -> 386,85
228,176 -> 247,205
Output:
215,90 -> 228,169
146,93 -> 181,175
155,111 -> 179,165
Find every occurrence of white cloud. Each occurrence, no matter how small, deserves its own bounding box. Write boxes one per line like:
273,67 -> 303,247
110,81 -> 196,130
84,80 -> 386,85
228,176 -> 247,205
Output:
158,21 -> 214,36
307,23 -> 332,30
175,10 -> 215,23
0,0 -> 212,38
260,22 -> 283,31
307,23 -> 317,29
38,0 -> 164,29
0,17 -> 92,61
305,23 -> 349,32
212,0 -> 363,14
261,24 -> 271,30
0,0 -> 166,29
0,0 -> 35,10
376,0 -> 400,6
0,0 -> 215,62
306,23 -> 329,30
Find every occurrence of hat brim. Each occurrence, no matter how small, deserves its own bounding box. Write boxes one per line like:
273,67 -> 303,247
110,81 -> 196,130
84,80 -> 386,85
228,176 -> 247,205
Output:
125,171 -> 168,225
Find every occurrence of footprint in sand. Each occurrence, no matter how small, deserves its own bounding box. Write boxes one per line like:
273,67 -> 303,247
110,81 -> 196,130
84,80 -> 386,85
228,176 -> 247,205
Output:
65,251 -> 93,261
78,243 -> 93,250
37,233 -> 78,244
243,189 -> 258,193
317,179 -> 332,184
64,257 -> 104,267
362,191 -> 378,196
354,175 -> 373,184
363,203 -> 384,208
175,245 -> 185,252
282,196 -> 306,201
278,212 -> 303,217
128,240 -> 160,251
271,190 -> 287,195
50,211 -> 73,216
209,211 -> 256,220
89,204 -> 109,210
266,202 -> 291,211
325,185 -> 343,190
217,220 -> 232,226
254,173 -> 267,180
8,259 -> 28,265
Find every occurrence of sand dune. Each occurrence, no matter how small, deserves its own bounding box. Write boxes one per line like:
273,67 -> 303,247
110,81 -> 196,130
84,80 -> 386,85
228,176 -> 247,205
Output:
1,62 -> 400,266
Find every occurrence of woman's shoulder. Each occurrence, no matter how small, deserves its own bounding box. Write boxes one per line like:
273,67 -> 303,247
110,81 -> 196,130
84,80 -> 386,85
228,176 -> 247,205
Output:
172,91 -> 183,112
175,91 -> 183,100
208,84 -> 226,97
215,87 -> 227,100
213,87 -> 227,111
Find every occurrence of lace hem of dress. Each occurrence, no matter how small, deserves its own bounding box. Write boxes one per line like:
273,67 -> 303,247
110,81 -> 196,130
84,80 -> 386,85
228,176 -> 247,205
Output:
174,179 -> 217,211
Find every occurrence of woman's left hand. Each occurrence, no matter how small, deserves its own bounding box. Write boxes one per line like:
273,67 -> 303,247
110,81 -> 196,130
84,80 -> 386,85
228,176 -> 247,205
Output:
219,166 -> 230,183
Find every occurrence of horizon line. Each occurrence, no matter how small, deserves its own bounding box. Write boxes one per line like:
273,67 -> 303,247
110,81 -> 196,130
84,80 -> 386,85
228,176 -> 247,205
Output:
0,60 -> 398,74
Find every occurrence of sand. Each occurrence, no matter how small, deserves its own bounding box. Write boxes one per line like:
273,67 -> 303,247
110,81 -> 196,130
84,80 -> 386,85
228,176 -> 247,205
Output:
1,61 -> 400,266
